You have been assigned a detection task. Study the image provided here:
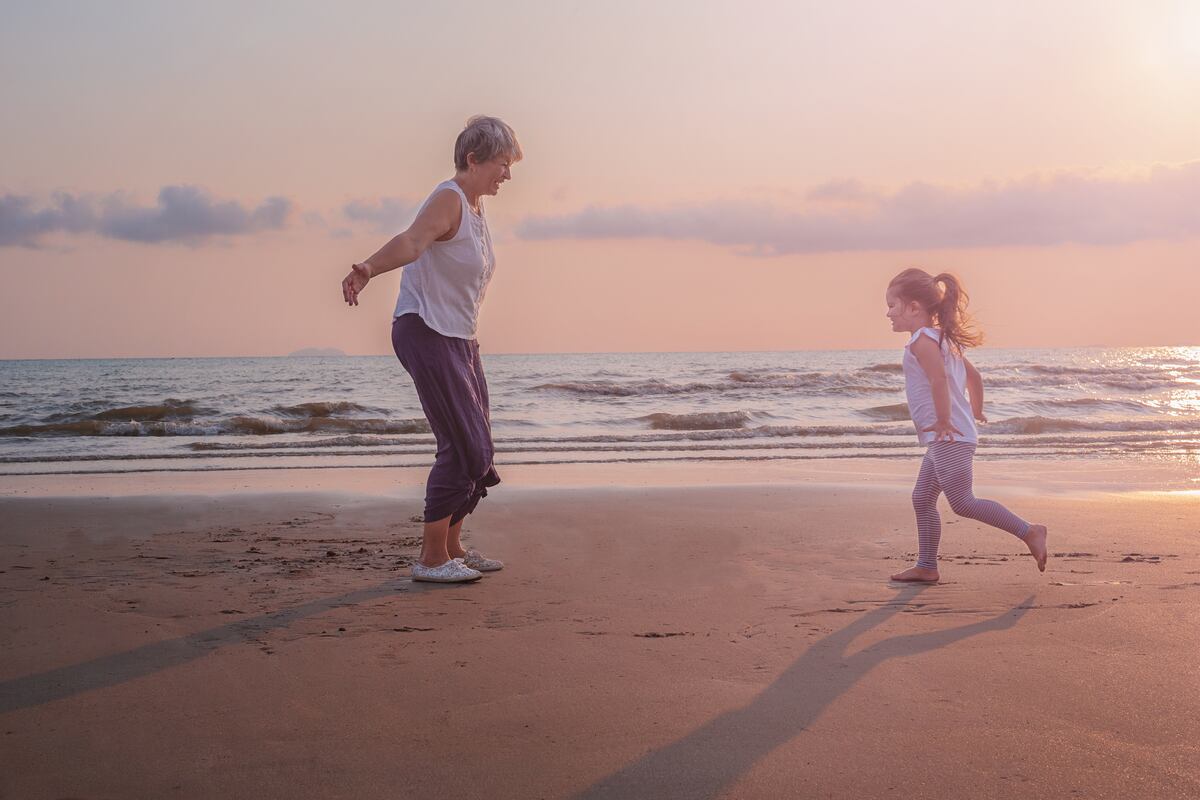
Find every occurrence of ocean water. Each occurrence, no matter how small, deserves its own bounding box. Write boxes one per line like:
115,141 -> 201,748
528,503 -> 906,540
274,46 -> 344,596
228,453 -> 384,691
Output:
1,347 -> 1199,476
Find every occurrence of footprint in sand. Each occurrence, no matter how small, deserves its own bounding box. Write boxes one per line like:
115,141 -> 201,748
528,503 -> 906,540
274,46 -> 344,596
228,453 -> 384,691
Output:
1119,553 -> 1181,563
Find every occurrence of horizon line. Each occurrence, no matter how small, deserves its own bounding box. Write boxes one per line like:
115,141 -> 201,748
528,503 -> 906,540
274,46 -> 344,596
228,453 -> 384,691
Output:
2,342 -> 1199,362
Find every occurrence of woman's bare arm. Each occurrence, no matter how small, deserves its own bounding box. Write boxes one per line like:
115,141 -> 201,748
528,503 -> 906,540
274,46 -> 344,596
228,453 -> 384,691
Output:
341,189 -> 461,306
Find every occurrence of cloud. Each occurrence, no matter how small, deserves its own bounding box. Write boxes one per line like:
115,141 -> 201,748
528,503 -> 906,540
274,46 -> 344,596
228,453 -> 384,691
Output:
0,186 -> 292,247
99,186 -> 290,244
805,179 -> 875,204
341,197 -> 416,234
516,163 -> 1200,254
0,193 -> 95,247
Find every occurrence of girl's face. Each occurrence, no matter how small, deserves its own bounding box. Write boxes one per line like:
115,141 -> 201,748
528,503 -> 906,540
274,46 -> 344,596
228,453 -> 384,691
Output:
885,288 -> 926,333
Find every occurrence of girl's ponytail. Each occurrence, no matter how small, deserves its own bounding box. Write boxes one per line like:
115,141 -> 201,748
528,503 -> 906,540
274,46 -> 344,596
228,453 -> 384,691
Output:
889,268 -> 983,353
932,273 -> 983,352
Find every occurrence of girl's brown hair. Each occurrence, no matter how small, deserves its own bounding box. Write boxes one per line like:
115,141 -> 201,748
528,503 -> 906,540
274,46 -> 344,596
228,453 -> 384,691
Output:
889,268 -> 983,353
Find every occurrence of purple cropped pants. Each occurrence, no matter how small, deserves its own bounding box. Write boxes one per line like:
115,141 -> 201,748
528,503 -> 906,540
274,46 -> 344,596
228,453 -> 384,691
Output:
392,313 -> 500,525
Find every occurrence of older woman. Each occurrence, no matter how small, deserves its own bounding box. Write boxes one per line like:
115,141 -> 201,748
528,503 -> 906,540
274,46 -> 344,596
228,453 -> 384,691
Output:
341,115 -> 522,583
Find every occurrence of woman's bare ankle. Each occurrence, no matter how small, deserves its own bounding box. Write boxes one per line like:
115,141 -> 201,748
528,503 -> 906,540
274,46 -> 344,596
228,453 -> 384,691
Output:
419,551 -> 451,568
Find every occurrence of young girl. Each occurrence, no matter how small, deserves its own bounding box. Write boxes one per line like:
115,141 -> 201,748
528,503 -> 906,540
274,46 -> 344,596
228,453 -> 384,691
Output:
886,268 -> 1048,582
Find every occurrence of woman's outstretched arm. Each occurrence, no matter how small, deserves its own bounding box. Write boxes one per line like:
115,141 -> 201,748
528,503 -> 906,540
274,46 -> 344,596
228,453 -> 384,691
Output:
341,189 -> 461,306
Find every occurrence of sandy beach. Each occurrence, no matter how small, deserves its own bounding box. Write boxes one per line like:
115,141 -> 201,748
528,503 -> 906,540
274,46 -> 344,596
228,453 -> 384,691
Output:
8,2 -> 1200,797
2,460 -> 1199,799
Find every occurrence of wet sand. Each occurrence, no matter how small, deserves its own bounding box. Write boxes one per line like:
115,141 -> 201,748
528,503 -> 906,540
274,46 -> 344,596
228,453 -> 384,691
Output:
1,461 -> 1199,798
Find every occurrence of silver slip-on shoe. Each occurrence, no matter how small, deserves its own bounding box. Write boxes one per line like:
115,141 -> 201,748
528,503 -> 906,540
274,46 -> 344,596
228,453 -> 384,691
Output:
461,549 -> 504,572
411,559 -> 483,583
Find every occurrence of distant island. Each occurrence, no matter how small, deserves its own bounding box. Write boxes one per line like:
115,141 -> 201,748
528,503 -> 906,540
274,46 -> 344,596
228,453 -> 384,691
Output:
287,347 -> 348,357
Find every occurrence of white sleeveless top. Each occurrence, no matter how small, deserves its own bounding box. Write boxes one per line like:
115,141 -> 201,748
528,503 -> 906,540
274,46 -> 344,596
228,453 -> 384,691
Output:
393,179 -> 496,339
902,327 -> 978,445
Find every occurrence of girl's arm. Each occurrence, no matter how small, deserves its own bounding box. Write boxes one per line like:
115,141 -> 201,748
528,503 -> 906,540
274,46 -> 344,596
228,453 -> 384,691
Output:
963,358 -> 987,422
911,335 -> 962,441
341,189 -> 462,306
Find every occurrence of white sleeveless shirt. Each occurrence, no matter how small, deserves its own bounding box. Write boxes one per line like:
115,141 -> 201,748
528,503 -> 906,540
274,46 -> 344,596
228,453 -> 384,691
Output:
393,179 -> 496,339
902,327 -> 978,445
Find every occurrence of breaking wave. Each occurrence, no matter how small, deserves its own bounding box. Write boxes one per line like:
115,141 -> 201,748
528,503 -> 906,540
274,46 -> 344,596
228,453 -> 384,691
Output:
858,403 -> 911,421
640,411 -> 752,430
271,401 -> 390,417
986,416 -> 1200,435
0,414 -> 430,437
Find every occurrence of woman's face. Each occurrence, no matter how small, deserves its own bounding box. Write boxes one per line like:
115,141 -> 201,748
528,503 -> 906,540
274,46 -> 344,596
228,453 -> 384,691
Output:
472,154 -> 513,196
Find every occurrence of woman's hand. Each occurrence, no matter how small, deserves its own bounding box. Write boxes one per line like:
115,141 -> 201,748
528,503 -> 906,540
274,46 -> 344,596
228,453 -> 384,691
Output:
922,419 -> 963,442
974,412 -> 988,423
342,262 -> 371,306
338,192 -> 459,307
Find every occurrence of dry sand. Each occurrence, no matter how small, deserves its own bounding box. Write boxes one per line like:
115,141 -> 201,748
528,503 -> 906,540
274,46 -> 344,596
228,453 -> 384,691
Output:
1,460 -> 1198,799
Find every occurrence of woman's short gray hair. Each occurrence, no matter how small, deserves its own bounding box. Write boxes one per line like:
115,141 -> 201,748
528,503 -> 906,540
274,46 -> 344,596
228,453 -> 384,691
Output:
454,115 -> 523,171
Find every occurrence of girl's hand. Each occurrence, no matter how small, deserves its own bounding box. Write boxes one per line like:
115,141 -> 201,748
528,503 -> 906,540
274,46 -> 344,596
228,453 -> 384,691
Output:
342,262 -> 371,306
922,419 -> 963,442
975,412 -> 988,423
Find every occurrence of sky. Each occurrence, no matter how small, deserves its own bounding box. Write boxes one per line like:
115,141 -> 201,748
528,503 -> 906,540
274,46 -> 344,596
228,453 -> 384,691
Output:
2,0 -> 1199,358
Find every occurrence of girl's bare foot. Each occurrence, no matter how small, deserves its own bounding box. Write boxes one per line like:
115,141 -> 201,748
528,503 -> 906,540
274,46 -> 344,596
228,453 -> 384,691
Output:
1024,524 -> 1048,572
890,566 -> 940,582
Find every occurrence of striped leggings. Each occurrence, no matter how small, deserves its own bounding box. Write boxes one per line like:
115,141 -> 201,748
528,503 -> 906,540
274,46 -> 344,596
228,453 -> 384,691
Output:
912,441 -> 1030,570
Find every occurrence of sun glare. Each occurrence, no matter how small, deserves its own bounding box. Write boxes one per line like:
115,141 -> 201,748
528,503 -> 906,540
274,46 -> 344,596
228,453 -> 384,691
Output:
1145,5 -> 1200,72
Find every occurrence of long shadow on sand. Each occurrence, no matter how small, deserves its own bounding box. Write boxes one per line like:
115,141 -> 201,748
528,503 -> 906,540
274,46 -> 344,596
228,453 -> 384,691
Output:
0,579 -> 429,714
575,585 -> 1033,800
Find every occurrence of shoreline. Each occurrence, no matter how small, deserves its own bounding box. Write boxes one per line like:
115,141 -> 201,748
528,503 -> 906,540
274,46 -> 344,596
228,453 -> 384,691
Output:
2,454 -> 1197,499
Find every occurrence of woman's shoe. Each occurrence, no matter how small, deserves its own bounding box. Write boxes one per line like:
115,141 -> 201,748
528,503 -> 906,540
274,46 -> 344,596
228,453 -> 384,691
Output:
461,549 -> 504,572
412,559 -> 483,583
